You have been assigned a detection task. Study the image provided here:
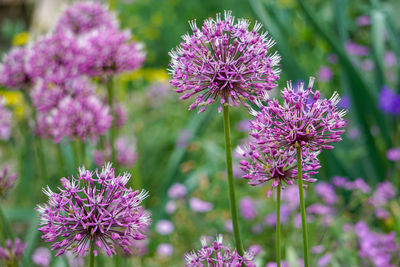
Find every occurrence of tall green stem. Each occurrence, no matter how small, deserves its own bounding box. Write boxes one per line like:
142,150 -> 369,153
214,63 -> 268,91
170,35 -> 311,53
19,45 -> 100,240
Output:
276,182 -> 281,267
56,143 -> 66,174
296,145 -> 309,267
81,140 -> 87,167
106,77 -> 116,165
90,240 -> 95,267
72,141 -> 80,168
222,105 -> 244,256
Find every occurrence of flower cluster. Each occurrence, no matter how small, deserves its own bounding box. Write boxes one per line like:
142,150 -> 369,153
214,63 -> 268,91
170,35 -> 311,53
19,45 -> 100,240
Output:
94,136 -> 138,167
37,163 -> 151,257
0,97 -> 12,141
169,10 -> 280,113
378,86 -> 400,115
0,47 -> 30,89
32,247 -> 51,267
0,238 -> 27,266
184,235 -> 255,266
0,165 -> 17,198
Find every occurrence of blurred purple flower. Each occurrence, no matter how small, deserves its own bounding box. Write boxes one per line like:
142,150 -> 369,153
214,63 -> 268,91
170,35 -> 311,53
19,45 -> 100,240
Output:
378,86 -> 400,115
387,147 -> 400,161
345,41 -> 369,56
165,200 -> 177,214
317,253 -> 332,267
0,97 -> 12,141
240,197 -> 257,220
236,120 -> 251,132
370,181 -> 395,208
146,82 -> 171,108
155,220 -> 174,235
168,183 -> 187,199
169,11 -> 280,113
32,247 -> 51,267
189,198 -> 213,212
0,165 -> 17,198
356,15 -> 371,26
248,245 -> 262,256
0,47 -> 31,89
318,66 -> 333,82
94,136 -> 137,168
176,129 -> 192,148
0,238 -> 27,266
327,54 -> 338,64
314,182 -> 337,205
157,243 -> 174,257
311,245 -> 324,254
224,219 -> 233,232
337,95 -> 350,110
361,59 -> 374,71
384,51 -> 397,67
114,104 -> 127,128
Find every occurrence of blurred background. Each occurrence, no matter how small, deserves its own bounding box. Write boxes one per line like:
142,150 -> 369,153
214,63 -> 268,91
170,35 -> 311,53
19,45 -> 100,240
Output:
1,0 -> 400,266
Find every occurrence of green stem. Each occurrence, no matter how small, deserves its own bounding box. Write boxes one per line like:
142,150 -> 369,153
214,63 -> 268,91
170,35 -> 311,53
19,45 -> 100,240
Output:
81,140 -> 87,167
106,77 -> 117,166
72,141 -> 80,168
90,240 -> 95,267
114,255 -> 120,267
56,143 -> 66,174
0,207 -> 14,241
222,105 -> 244,256
276,182 -> 281,267
296,145 -> 309,267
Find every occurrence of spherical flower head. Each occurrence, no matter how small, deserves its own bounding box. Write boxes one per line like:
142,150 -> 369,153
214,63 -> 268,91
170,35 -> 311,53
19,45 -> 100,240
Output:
251,77 -> 346,152
55,2 -> 118,36
168,183 -> 187,199
0,165 -> 17,198
155,220 -> 174,235
0,97 -> 12,140
189,197 -> 213,212
41,94 -> 112,143
0,46 -> 30,89
30,77 -> 94,112
37,163 -> 152,257
239,197 -> 257,220
25,34 -> 88,84
32,247 -> 51,267
157,243 -> 173,257
378,86 -> 400,115
237,144 -> 320,197
0,238 -> 27,266
94,136 -> 138,167
184,235 -> 255,266
168,11 -> 281,113
82,28 -> 145,77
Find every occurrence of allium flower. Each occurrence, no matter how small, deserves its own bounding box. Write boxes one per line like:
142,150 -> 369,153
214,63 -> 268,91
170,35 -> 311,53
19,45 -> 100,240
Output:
370,182 -> 395,210
114,104 -> 127,128
345,41 -> 369,56
39,94 -> 112,143
239,197 -> 257,220
356,15 -> 371,26
0,46 -> 30,89
0,97 -> 12,140
314,182 -> 337,205
55,2 -> 118,36
32,247 -> 51,267
317,66 -> 333,82
317,253 -> 332,267
0,165 -> 17,198
30,77 -> 94,112
387,147 -> 400,161
37,163 -> 151,257
378,86 -> 400,115
0,238 -> 27,266
184,235 -> 255,266
82,28 -> 145,77
165,200 -> 177,214
250,77 -> 346,152
157,243 -> 174,256
237,145 -> 320,196
25,34 -> 87,84
168,11 -> 280,113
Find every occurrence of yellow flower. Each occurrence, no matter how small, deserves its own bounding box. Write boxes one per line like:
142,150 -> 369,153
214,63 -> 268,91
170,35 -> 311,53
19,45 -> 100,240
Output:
119,68 -> 169,83
12,32 -> 29,46
0,91 -> 26,118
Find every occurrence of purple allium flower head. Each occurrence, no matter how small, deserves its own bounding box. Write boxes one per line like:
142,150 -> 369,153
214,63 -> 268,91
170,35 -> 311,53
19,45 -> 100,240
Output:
0,46 -> 31,89
311,245 -> 324,254
224,219 -> 233,232
387,147 -> 400,161
355,221 -> 397,267
384,51 -> 396,67
94,136 -> 138,168
155,220 -> 174,235
318,66 -> 333,82
317,253 -> 332,267
240,197 -> 257,220
26,34 -> 87,84
337,95 -> 350,110
82,28 -> 145,77
237,144 -> 320,196
0,238 -> 27,266
0,165 -> 17,198
189,197 -> 213,212
31,77 -> 94,112
55,2 -> 118,36
168,183 -> 187,199
314,182 -> 337,205
165,200 -> 177,214
361,59 -> 374,71
356,15 -> 371,26
168,11 -> 281,113
32,247 -> 51,267
378,86 -> 400,115
39,94 -> 112,143
0,97 -> 12,140
248,245 -> 262,256
37,163 -> 151,257
370,181 -> 395,208
184,235 -> 256,266
157,243 -> 174,257
345,41 -> 369,56
249,77 -> 346,152
114,104 -> 128,129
